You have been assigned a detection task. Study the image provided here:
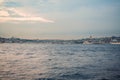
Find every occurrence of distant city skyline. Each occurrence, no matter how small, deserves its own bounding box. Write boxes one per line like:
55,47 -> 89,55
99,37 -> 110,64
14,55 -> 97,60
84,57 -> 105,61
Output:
0,0 -> 120,39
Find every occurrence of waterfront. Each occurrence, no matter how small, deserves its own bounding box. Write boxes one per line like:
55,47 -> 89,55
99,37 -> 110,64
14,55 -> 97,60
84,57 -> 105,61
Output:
0,36 -> 120,44
0,43 -> 120,80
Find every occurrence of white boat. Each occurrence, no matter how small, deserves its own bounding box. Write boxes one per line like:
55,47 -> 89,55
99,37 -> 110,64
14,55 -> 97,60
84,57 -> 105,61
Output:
110,42 -> 120,44
83,41 -> 92,44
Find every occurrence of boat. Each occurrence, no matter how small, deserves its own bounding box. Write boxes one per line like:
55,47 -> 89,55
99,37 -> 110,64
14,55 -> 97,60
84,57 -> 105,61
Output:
110,42 -> 120,44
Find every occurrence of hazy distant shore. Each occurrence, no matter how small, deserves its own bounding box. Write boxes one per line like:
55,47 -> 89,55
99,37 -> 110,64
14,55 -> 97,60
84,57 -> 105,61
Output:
0,36 -> 120,44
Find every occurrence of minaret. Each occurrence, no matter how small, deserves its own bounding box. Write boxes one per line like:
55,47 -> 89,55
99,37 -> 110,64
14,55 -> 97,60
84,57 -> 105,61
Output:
90,36 -> 92,39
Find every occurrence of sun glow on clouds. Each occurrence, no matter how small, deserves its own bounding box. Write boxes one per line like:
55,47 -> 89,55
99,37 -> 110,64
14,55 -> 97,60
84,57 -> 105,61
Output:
0,1 -> 54,23
0,16 -> 54,23
0,0 -> 4,4
0,10 -> 9,16
0,8 -> 54,23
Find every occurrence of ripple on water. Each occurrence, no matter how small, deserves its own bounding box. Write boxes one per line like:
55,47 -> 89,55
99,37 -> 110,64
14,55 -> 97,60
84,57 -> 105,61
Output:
35,78 -> 57,80
60,73 -> 92,79
0,43 -> 120,80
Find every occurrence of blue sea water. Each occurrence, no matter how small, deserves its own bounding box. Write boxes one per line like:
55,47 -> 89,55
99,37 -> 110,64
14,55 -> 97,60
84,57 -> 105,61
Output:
0,43 -> 120,80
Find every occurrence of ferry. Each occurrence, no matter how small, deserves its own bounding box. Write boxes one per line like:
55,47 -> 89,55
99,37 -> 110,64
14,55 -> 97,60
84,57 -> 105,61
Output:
110,42 -> 120,44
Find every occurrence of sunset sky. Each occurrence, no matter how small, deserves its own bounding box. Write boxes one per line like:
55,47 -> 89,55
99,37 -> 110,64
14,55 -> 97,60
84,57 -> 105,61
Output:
0,0 -> 120,39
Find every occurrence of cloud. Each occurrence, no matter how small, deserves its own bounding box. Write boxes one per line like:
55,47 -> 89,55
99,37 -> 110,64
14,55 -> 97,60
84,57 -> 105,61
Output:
0,10 -> 9,16
0,0 -> 54,23
0,0 -> 4,4
4,1 -> 22,7
0,17 -> 54,23
0,8 -> 54,23
7,8 -> 34,17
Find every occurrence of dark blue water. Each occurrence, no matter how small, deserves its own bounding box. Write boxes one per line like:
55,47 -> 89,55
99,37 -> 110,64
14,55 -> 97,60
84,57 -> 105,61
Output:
0,43 -> 120,80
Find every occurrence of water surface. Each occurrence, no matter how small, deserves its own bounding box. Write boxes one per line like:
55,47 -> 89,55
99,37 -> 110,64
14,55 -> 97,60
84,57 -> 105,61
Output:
0,43 -> 120,80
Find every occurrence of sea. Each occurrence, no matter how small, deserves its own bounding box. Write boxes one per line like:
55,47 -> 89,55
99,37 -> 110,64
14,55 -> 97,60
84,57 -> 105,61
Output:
0,43 -> 120,80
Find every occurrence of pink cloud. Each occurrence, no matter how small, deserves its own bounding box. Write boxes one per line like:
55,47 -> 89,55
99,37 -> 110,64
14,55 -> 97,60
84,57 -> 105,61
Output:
0,0 -> 4,5
0,10 -> 10,16
0,8 -> 54,23
0,17 -> 54,23
7,8 -> 30,17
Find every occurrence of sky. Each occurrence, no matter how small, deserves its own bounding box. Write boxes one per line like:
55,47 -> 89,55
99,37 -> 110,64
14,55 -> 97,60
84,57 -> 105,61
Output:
0,0 -> 120,39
